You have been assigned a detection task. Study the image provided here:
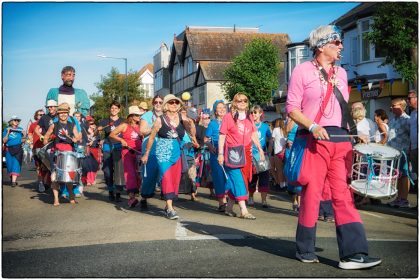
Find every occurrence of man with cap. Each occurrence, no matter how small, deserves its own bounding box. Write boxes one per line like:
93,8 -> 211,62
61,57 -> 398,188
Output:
2,115 -> 25,186
46,66 -> 90,116
34,99 -> 59,191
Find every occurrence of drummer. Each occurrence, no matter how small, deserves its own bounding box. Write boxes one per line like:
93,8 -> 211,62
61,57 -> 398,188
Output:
109,105 -> 143,208
139,95 -> 164,209
27,109 -> 46,192
43,103 -> 81,206
98,101 -> 125,202
34,100 -> 59,191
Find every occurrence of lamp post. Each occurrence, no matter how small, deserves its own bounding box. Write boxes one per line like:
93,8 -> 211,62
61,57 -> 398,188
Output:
97,54 -> 128,111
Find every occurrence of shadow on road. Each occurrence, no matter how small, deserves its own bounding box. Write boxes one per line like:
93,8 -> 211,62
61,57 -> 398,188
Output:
180,220 -> 338,268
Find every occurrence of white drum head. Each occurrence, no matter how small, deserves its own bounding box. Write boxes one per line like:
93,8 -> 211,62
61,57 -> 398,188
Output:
354,143 -> 400,160
351,180 -> 398,199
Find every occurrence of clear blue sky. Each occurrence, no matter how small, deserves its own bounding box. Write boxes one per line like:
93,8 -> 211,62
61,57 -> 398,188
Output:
3,2 -> 360,128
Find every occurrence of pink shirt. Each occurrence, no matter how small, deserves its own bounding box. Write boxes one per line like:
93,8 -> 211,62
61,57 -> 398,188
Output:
220,112 -> 256,146
286,60 -> 349,127
122,124 -> 142,150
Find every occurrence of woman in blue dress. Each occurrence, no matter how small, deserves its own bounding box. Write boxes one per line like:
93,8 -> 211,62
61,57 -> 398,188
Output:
2,115 -> 25,186
205,100 -> 228,211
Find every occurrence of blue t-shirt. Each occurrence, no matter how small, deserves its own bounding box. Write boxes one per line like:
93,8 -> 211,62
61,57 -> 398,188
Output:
141,111 -> 158,155
252,122 -> 271,156
3,127 -> 24,146
205,119 -> 222,145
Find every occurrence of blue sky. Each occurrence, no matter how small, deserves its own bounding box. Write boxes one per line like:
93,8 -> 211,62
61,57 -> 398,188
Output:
3,2 -> 360,128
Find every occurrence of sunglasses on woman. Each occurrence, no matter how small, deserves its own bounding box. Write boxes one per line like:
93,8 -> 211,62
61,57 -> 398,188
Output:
37,114 -> 45,117
168,100 -> 180,105
236,99 -> 248,103
153,101 -> 163,105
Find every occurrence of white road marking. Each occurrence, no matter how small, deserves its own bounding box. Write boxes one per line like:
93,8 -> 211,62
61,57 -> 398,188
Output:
367,238 -> 417,242
359,211 -> 384,218
175,221 -> 244,240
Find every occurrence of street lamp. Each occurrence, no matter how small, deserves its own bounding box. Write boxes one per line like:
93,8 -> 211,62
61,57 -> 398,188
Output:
97,54 -> 128,111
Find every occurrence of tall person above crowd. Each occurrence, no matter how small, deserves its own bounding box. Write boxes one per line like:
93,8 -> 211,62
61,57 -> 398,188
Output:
218,92 -> 265,220
97,101 -> 125,202
286,25 -> 381,269
46,66 -> 90,116
141,94 -> 196,220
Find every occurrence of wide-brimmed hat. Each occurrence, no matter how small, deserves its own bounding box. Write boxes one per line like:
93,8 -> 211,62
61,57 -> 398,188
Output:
8,115 -> 21,123
57,103 -> 70,113
45,100 -> 58,107
128,105 -> 142,116
138,101 -> 148,110
163,94 -> 183,108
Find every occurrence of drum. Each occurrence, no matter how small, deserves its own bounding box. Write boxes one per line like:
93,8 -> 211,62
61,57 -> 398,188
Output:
75,145 -> 88,157
36,142 -> 54,171
55,151 -> 82,183
112,149 -> 125,186
350,143 -> 401,199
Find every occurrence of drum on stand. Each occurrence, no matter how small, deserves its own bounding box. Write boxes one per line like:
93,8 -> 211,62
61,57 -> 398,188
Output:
350,143 -> 401,200
55,151 -> 82,183
112,148 -> 125,186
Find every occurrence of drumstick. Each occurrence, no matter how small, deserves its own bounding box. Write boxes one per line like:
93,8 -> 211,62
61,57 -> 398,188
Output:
127,146 -> 142,154
220,165 -> 229,180
330,132 -> 385,139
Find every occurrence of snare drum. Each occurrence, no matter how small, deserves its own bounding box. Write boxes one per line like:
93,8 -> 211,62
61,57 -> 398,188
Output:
55,151 -> 82,183
36,142 -> 54,171
350,143 -> 401,199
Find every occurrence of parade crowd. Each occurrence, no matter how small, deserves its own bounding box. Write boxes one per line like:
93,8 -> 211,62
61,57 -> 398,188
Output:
2,26 -> 418,270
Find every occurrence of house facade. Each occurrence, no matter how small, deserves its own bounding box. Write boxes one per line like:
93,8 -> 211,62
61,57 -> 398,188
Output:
153,42 -> 171,97
168,26 -> 290,110
332,2 -> 409,118
138,63 -> 154,99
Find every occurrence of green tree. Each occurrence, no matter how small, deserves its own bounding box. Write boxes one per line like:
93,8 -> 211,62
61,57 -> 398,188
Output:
365,2 -> 418,86
223,38 -> 280,105
90,67 -> 146,119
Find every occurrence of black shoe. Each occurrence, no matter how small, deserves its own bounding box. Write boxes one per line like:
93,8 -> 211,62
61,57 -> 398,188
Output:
109,191 -> 115,201
339,254 -> 382,270
140,199 -> 148,209
115,193 -> 122,202
217,203 -> 227,212
11,182 -> 18,187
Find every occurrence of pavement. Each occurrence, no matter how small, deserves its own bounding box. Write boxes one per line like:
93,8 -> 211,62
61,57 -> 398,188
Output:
2,163 -> 418,277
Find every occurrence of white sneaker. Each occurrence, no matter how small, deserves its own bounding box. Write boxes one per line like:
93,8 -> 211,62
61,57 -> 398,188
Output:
38,181 -> 45,192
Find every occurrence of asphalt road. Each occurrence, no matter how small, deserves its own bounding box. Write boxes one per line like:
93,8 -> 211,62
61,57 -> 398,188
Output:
2,163 -> 418,278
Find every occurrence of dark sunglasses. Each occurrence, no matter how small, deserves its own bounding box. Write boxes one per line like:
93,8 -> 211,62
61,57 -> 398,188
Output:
329,40 -> 343,46
153,101 -> 163,105
168,100 -> 180,105
37,114 -> 45,116
251,111 -> 259,114
12,119 -> 21,122
236,99 -> 248,103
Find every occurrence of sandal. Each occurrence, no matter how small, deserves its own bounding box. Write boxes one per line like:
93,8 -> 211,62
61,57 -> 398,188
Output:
240,213 -> 256,220
53,201 -> 60,207
225,210 -> 237,217
325,216 -> 335,223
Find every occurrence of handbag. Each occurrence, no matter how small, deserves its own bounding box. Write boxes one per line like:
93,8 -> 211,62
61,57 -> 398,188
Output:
163,114 -> 189,173
284,63 -> 336,186
223,117 -> 246,169
253,152 -> 271,173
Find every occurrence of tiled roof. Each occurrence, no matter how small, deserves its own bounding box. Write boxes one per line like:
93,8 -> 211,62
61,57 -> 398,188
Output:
138,63 -> 154,76
332,3 -> 377,29
185,31 -> 290,61
198,61 -> 232,81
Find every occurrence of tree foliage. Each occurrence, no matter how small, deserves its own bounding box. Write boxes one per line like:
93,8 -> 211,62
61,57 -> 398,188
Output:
223,38 -> 280,105
365,2 -> 418,83
90,67 -> 146,119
